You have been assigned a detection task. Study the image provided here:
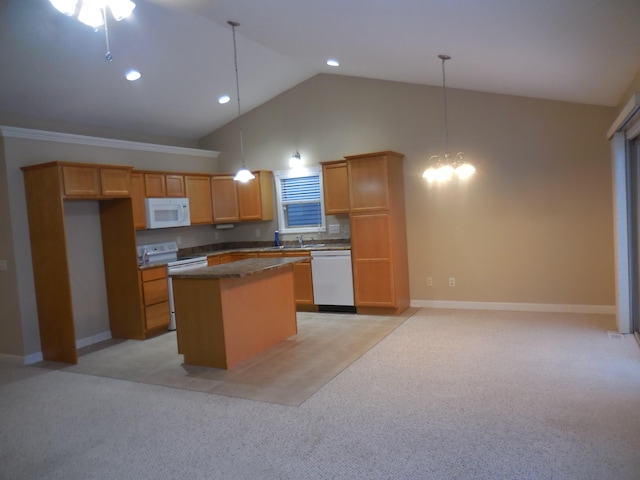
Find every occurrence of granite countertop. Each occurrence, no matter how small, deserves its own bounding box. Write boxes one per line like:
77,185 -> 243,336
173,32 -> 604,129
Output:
169,257 -> 306,279
191,242 -> 351,258
138,242 -> 351,270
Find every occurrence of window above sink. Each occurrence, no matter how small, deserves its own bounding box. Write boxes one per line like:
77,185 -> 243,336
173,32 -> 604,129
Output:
274,167 -> 326,235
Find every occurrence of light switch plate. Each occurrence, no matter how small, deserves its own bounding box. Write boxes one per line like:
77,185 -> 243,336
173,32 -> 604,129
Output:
329,224 -> 340,234
343,224 -> 350,234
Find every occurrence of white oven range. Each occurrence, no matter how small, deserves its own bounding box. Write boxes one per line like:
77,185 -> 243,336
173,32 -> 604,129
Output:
165,256 -> 208,330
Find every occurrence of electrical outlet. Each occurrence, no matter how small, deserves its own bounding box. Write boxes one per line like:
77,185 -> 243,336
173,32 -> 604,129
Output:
426,277 -> 433,286
0,259 -> 7,272
343,223 -> 350,234
214,231 -> 220,240
449,277 -> 456,287
329,224 -> 340,234
255,229 -> 261,237
176,236 -> 182,245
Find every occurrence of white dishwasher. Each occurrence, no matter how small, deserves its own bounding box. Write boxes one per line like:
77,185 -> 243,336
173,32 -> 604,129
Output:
311,249 -> 355,312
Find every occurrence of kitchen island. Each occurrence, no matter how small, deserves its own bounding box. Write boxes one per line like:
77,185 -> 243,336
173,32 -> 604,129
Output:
170,257 -> 304,369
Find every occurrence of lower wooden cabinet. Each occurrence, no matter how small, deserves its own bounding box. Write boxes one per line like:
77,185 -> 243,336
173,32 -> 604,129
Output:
350,213 -> 395,307
140,266 -> 170,332
290,258 -> 314,306
263,251 -> 314,307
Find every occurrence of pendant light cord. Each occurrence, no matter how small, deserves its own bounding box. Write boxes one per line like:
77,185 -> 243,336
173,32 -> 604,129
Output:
439,55 -> 450,154
103,7 -> 112,61
230,21 -> 245,164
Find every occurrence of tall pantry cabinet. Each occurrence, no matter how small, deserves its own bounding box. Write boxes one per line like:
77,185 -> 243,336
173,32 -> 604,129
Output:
345,151 -> 410,314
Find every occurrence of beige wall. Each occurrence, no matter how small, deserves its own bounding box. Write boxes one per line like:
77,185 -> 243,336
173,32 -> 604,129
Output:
0,135 -> 220,358
201,74 -> 617,306
0,136 -> 26,356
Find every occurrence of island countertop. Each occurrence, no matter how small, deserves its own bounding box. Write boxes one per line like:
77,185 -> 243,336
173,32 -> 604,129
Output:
169,257 -> 307,280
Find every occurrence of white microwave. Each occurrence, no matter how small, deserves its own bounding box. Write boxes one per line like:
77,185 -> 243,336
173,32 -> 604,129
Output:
145,197 -> 191,229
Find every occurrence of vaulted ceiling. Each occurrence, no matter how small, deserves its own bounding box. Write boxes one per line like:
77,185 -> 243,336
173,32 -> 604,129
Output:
1,0 -> 639,140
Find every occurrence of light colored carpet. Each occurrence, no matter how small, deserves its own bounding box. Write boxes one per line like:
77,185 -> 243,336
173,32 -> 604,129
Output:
1,308 -> 640,480
37,309 -> 416,406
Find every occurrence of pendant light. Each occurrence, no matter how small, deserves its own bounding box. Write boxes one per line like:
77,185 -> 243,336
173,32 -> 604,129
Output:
229,21 -> 255,183
289,151 -> 302,168
423,55 -> 475,183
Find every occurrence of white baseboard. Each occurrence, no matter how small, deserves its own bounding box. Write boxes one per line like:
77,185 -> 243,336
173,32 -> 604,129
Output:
23,351 -> 44,364
0,352 -> 43,365
411,300 -> 616,315
0,353 -> 29,365
76,330 -> 112,349
1,331 -> 113,366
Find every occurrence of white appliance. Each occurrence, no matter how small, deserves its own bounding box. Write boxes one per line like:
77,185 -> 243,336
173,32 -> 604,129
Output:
137,241 -> 207,331
311,249 -> 355,311
145,197 -> 191,229
166,256 -> 208,331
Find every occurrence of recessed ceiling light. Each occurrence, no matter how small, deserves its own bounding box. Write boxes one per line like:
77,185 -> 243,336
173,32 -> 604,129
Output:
326,59 -> 339,67
218,95 -> 231,104
125,70 -> 141,81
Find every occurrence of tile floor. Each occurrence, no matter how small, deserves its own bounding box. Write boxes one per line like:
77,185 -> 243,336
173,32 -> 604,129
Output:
39,309 -> 417,406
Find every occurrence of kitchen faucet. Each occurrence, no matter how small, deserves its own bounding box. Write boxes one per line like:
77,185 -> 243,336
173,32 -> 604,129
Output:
297,235 -> 305,247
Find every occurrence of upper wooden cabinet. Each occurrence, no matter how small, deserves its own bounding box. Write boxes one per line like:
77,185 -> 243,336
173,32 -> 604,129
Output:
61,164 -> 131,198
130,172 -> 146,229
237,171 -> 274,221
135,169 -> 275,228
144,173 -> 165,197
165,175 -> 185,197
346,153 -> 395,212
321,160 -> 350,215
100,168 -> 131,197
185,175 -> 213,224
211,175 -> 240,223
144,173 -> 185,198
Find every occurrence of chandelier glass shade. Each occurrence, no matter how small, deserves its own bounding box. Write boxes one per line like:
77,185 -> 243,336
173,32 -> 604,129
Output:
229,21 -> 255,183
50,0 -> 135,61
423,54 -> 475,183
50,0 -> 136,28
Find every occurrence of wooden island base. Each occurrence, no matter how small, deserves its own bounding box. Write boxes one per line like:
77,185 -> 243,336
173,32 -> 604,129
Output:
172,264 -> 298,369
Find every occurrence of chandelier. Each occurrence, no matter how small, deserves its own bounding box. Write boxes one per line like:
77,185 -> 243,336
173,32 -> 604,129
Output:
49,0 -> 136,61
423,55 -> 475,183
229,21 -> 255,183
